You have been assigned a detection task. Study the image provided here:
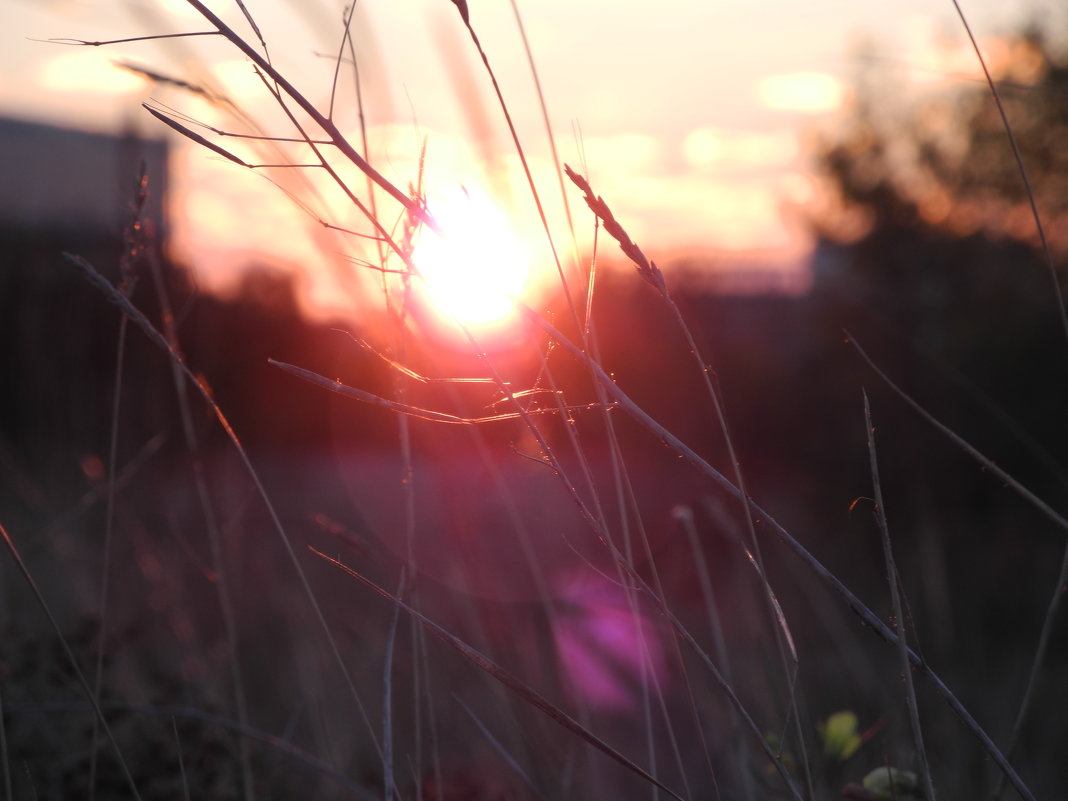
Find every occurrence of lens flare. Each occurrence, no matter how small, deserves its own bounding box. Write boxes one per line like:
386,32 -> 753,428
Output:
551,572 -> 669,711
411,186 -> 533,335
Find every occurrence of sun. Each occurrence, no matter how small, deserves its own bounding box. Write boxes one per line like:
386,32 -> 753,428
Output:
410,186 -> 534,339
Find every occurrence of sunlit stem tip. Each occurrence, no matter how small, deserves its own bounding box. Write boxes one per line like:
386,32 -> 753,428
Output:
563,164 -> 667,296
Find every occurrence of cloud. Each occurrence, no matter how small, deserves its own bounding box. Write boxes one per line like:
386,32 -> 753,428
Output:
580,133 -> 665,175
38,49 -> 146,95
683,127 -> 798,172
757,71 -> 844,113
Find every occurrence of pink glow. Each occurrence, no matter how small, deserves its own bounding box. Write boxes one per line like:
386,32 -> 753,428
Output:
551,572 -> 669,712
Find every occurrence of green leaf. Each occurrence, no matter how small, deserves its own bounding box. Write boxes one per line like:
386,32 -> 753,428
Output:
819,710 -> 863,760
862,767 -> 921,800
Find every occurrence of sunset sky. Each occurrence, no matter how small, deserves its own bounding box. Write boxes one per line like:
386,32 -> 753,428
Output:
3,0 -> 1059,318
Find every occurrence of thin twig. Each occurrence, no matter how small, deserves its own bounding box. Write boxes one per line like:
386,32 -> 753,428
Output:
181,0 -> 434,229
44,31 -> 218,46
850,333 -> 1068,799
65,252 -> 385,761
0,523 -> 143,801
949,0 -> 1068,351
864,392 -> 936,801
677,506 -> 756,801
507,0 -> 578,259
847,334 -> 1068,534
144,240 -> 256,801
311,548 -> 687,801
448,2 -> 580,330
382,570 -> 406,801
172,717 -> 191,801
454,695 -> 545,800
269,359 -> 613,424
333,331 -> 499,384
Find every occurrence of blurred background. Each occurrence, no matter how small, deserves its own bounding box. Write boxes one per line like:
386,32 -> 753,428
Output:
4,0 -> 1064,304
2,1 -> 1067,800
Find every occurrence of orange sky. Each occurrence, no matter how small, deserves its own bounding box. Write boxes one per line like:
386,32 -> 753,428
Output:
3,0 -> 1058,320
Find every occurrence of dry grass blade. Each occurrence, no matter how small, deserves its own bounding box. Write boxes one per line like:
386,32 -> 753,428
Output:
850,332 -> 1068,795
936,32 -> 1068,768
171,718 -> 190,801
233,0 -> 268,56
523,306 -> 1036,801
88,280 -> 132,801
677,506 -> 756,801
269,359 -> 612,424
565,162 -> 813,792
382,571 -> 406,801
454,695 -> 543,800
335,332 -> 498,384
325,1 -> 359,120
143,104 -> 249,167
239,65 -> 411,262
181,0 -> 433,228
507,0 -> 577,254
310,548 -> 687,801
563,161 -> 798,790
143,238 -> 256,801
623,561 -> 804,801
563,164 -> 666,295
949,0 -> 1068,351
864,392 -> 936,801
740,546 -> 797,663
45,31 -> 218,46
848,333 -> 1068,535
116,63 -> 218,100
64,252 -> 385,760
1,523 -> 143,801
34,4 -> 1056,798
447,0 -> 578,328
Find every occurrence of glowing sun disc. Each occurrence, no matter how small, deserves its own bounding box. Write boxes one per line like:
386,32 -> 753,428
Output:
412,187 -> 532,331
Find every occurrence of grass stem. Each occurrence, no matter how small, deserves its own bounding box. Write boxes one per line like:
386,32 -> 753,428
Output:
864,391 -> 937,801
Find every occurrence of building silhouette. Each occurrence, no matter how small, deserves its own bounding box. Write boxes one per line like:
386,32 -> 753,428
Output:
0,116 -> 169,503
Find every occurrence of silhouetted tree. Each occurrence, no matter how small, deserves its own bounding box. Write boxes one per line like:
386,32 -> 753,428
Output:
817,26 -> 1068,256
805,24 -> 1068,471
